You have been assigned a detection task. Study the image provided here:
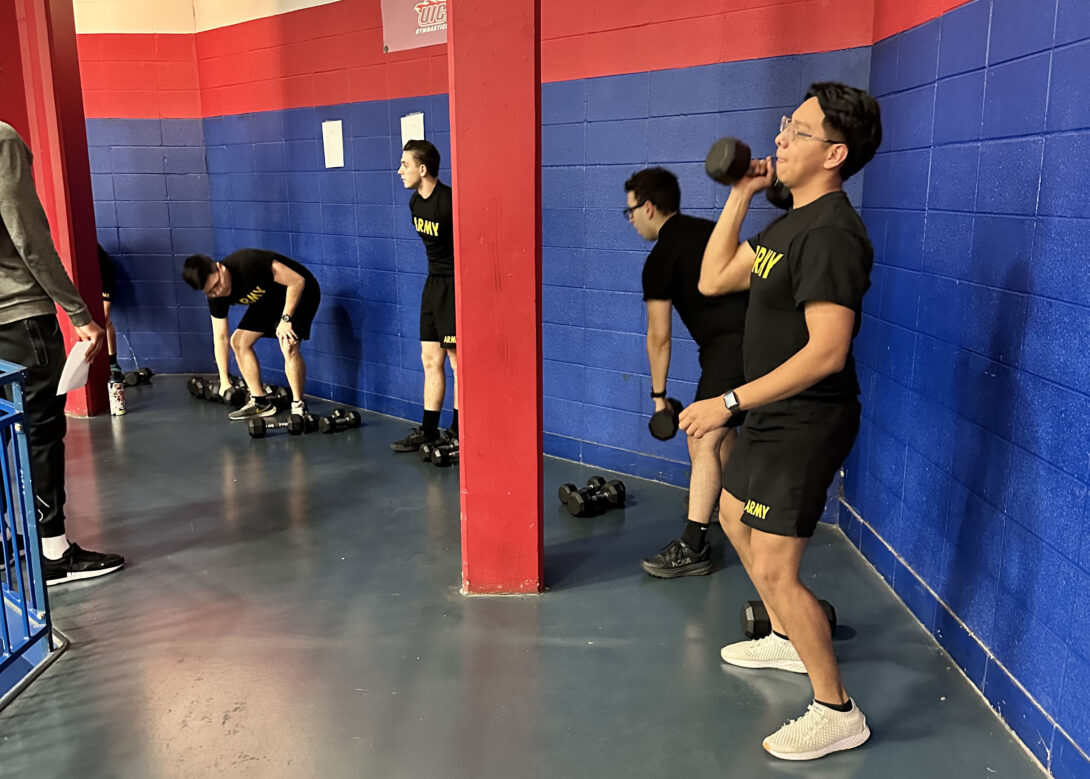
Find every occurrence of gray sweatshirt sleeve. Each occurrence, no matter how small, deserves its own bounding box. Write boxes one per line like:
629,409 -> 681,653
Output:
0,135 -> 92,327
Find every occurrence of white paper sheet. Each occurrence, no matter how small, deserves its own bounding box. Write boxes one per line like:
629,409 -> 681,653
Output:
322,120 -> 344,168
401,112 -> 425,148
56,341 -> 92,395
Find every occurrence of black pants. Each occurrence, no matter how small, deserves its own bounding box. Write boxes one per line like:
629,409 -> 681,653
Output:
0,315 -> 68,538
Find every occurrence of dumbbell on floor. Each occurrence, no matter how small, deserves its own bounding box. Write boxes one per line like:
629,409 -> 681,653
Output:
565,476 -> 627,517
123,367 -> 154,387
419,432 -> 453,462
741,599 -> 837,640
318,410 -> 361,434
431,440 -> 458,467
587,476 -> 626,508
248,413 -> 318,438
186,375 -> 247,407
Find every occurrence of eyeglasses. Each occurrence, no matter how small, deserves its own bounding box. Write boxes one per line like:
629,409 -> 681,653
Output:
779,115 -> 840,144
622,200 -> 646,220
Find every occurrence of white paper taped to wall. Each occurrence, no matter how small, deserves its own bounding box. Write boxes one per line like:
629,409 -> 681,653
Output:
401,112 -> 425,149
322,120 -> 344,168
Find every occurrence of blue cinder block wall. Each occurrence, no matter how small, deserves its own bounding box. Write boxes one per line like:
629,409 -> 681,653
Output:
89,117 -> 214,374
844,0 -> 1090,773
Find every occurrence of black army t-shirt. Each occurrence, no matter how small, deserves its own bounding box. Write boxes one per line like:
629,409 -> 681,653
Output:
410,181 -> 454,276
744,191 -> 873,403
642,213 -> 748,349
208,249 -> 316,319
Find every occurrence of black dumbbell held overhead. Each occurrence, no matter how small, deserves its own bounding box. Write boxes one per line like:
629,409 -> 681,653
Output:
705,135 -> 793,210
648,397 -> 683,441
705,137 -> 753,185
741,599 -> 837,640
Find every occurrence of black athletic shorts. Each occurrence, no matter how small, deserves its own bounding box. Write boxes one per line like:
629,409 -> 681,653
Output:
695,335 -> 747,428
99,248 -> 115,301
722,398 -> 860,537
420,274 -> 456,349
237,282 -> 321,340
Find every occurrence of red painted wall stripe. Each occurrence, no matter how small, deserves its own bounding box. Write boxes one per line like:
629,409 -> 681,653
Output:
76,0 -> 973,119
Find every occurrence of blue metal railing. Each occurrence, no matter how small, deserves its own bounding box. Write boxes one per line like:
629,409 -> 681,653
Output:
0,359 -> 62,709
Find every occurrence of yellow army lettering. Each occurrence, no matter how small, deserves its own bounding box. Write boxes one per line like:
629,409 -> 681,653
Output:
238,286 -> 266,305
414,217 -> 440,237
744,499 -> 771,520
750,245 -> 784,280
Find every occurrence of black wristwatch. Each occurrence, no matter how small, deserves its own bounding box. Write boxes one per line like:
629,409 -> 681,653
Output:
280,314 -> 293,323
722,390 -> 741,415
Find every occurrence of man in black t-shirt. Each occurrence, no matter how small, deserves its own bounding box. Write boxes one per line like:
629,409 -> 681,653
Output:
391,139 -> 460,453
182,249 -> 321,420
680,83 -> 882,761
623,167 -> 748,578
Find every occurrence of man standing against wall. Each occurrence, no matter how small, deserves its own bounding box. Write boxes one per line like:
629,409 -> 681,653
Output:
391,140 -> 459,454
624,167 -> 747,578
0,120 -> 125,585
682,83 -> 882,760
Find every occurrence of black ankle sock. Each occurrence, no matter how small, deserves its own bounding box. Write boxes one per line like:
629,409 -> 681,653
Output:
680,520 -> 709,550
252,394 -> 269,407
772,629 -> 790,641
422,409 -> 441,433
816,699 -> 852,713
109,356 -> 119,368
450,409 -> 458,436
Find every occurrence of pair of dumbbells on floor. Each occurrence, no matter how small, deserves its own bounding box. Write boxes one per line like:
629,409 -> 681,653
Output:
248,407 -> 362,438
121,367 -> 154,387
557,476 -> 627,517
186,375 -> 247,407
186,376 -> 291,411
418,435 -> 459,467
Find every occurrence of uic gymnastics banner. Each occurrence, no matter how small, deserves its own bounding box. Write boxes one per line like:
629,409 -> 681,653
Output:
381,0 -> 447,52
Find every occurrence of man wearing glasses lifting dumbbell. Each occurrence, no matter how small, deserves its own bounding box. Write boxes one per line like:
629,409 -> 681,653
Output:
682,82 -> 882,760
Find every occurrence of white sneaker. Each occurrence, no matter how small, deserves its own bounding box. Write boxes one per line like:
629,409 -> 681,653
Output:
720,633 -> 807,673
290,400 -> 307,416
763,699 -> 871,761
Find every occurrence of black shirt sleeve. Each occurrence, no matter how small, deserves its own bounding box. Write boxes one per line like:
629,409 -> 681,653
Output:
209,297 -> 229,319
641,243 -> 674,301
790,226 -> 871,312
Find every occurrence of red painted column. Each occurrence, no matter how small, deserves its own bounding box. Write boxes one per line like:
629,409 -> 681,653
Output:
14,0 -> 107,416
448,0 -> 543,593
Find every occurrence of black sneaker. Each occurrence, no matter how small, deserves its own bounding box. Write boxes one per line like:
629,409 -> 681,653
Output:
228,397 -> 277,421
391,426 -> 439,452
640,538 -> 712,578
43,543 -> 124,586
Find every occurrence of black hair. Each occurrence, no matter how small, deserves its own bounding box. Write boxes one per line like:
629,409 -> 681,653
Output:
623,167 -> 681,214
182,254 -> 216,291
403,139 -> 440,177
805,82 -> 883,181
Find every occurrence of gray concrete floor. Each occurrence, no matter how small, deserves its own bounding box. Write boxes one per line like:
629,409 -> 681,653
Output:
0,377 -> 1045,778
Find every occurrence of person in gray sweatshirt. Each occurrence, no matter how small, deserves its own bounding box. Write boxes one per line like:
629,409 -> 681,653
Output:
0,120 -> 124,585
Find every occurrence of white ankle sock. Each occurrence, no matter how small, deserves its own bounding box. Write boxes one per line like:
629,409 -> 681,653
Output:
41,534 -> 70,560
